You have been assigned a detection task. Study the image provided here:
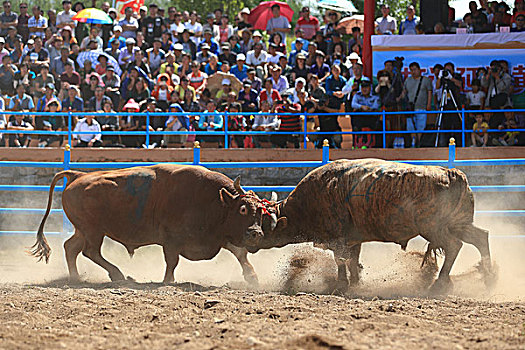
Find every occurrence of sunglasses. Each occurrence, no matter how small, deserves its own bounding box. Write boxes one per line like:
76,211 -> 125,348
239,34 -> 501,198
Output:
20,6 -> 27,8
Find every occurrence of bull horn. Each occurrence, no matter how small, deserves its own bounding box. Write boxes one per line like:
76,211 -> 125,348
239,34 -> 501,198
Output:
270,191 -> 278,202
234,176 -> 246,195
270,213 -> 278,231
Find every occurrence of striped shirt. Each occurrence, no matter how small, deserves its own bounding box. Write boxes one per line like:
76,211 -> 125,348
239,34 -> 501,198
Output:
296,16 -> 320,40
28,16 -> 47,38
276,104 -> 301,131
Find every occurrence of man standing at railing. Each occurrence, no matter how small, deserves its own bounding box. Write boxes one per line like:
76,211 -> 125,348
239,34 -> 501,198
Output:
274,92 -> 301,148
6,112 -> 33,147
401,62 -> 433,148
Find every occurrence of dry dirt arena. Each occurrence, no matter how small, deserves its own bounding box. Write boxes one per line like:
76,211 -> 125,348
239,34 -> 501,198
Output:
1,223 -> 524,349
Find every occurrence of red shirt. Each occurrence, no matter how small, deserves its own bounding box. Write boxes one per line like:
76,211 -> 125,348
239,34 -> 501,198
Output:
259,88 -> 281,107
296,16 -> 320,40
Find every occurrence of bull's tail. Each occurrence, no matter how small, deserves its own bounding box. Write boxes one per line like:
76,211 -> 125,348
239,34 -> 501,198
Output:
31,170 -> 84,263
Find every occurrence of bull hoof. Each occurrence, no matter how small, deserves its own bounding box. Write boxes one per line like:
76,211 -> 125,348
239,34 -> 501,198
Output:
334,280 -> 349,294
244,274 -> 259,288
68,275 -> 81,284
109,271 -> 126,282
429,277 -> 452,295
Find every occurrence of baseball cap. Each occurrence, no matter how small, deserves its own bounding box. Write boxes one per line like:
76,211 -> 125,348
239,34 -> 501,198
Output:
113,25 -> 122,32
173,43 -> 183,50
236,53 -> 246,61
46,83 -> 55,90
125,38 -> 136,45
222,78 -> 231,85
201,43 -> 210,50
0,37 -> 5,44
252,31 -> 262,37
296,53 -> 306,60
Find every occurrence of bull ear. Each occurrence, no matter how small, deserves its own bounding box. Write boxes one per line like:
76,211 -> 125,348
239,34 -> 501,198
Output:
270,191 -> 278,202
274,217 -> 288,231
220,188 -> 237,206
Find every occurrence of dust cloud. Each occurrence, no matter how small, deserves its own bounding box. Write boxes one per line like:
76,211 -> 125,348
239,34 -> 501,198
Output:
0,216 -> 523,302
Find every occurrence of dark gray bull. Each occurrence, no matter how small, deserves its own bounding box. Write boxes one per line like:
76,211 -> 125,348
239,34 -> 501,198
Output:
32,164 -> 270,284
252,159 -> 495,292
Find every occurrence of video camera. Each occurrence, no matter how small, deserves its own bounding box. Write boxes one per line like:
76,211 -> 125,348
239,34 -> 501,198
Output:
439,69 -> 452,80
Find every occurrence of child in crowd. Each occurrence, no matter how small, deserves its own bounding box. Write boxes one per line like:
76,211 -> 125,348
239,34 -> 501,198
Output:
493,110 -> 519,146
471,113 -> 489,147
466,79 -> 486,128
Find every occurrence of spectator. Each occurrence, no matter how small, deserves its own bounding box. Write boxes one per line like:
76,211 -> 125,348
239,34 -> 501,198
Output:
483,60 -> 512,109
246,68 -> 262,92
25,36 -> 49,74
217,15 -> 233,44
471,113 -> 489,146
197,99 -> 223,144
270,65 -> 288,94
73,114 -> 102,147
16,3 -> 29,42
376,4 -> 397,34
60,61 -> 80,86
227,102 -> 246,147
179,29 -> 197,59
347,27 -> 362,54
143,3 -> 164,44
399,5 -> 420,35
351,80 -> 381,148
38,98 -> 65,147
199,28 -> 219,55
51,47 -> 73,77
9,83 -> 34,111
231,53 -> 248,81
274,92 -> 301,148
62,85 -> 83,112
28,5 -> 47,39
88,85 -> 111,112
237,8 -> 252,31
512,13 -> 525,31
238,80 -> 258,112
469,1 -> 490,32
260,77 -> 282,107
119,7 -> 139,39
164,102 -> 190,146
252,99 -> 279,147
266,4 -> 291,42
239,28 -> 253,54
0,53 -> 15,95
493,108 -> 519,146
0,0 -> 17,37
288,39 -> 307,67
7,112 -> 33,147
494,2 -> 512,27
325,64 -> 346,109
309,51 -> 330,83
322,11 -> 340,37
57,0 -> 76,33
80,27 -> 102,51
435,61 -> 463,145
401,62 -> 433,147
296,6 -> 320,40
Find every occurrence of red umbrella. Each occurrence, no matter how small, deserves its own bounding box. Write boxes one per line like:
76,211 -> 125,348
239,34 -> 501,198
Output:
248,1 -> 294,31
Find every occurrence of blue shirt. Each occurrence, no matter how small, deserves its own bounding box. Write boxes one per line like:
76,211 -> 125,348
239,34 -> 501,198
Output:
351,92 -> 381,111
288,49 -> 307,67
198,111 -> 223,130
230,64 -> 248,81
325,74 -> 347,96
198,39 -> 219,56
62,96 -> 84,111
204,61 -> 222,76
399,16 -> 420,35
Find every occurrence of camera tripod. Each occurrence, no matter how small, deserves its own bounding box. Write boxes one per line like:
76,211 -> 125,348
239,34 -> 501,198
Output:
435,82 -> 462,147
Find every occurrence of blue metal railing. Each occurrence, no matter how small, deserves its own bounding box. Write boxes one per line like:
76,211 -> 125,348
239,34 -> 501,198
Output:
2,108 -> 524,150
0,138 -> 523,237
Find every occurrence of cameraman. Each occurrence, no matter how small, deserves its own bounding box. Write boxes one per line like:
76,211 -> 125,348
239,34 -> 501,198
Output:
483,61 -> 512,110
435,62 -> 463,146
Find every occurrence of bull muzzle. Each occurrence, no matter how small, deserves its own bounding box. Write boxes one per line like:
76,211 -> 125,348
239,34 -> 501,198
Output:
245,225 -> 264,245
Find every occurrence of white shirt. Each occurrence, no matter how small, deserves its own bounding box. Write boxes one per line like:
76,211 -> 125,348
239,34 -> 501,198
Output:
246,50 -> 268,66
74,118 -> 102,142
375,15 -> 397,34
57,10 -> 77,29
185,21 -> 203,45
266,52 -> 283,65
118,17 -> 139,39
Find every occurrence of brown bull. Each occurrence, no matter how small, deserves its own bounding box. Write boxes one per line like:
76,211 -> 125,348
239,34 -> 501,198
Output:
251,159 -> 494,292
32,165 -> 269,284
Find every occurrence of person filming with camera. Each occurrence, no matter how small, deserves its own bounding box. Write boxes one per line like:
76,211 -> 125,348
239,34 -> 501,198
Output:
482,60 -> 513,110
435,62 -> 463,146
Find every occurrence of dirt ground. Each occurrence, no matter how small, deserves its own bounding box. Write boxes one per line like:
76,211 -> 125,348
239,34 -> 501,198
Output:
1,228 -> 524,349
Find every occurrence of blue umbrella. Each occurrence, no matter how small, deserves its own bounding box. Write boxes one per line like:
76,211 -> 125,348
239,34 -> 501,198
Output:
76,50 -> 122,76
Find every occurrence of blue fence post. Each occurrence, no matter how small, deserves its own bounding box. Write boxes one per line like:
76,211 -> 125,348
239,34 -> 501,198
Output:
67,108 -> 72,148
62,144 -> 72,234
145,111 -> 150,147
461,106 -> 466,147
382,109 -> 386,149
448,137 -> 456,169
193,141 -> 201,165
303,111 -> 308,149
322,139 -> 330,164
224,110 -> 229,149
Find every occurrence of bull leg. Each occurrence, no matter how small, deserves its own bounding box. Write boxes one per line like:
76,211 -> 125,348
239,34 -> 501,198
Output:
81,233 -> 125,282
335,257 -> 349,292
225,243 -> 259,286
63,230 -> 84,282
347,244 -> 362,286
456,225 -> 496,286
430,234 -> 462,294
162,245 -> 179,284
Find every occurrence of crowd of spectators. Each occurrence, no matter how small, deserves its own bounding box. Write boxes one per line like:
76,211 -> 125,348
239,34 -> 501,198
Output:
0,0 -> 523,149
